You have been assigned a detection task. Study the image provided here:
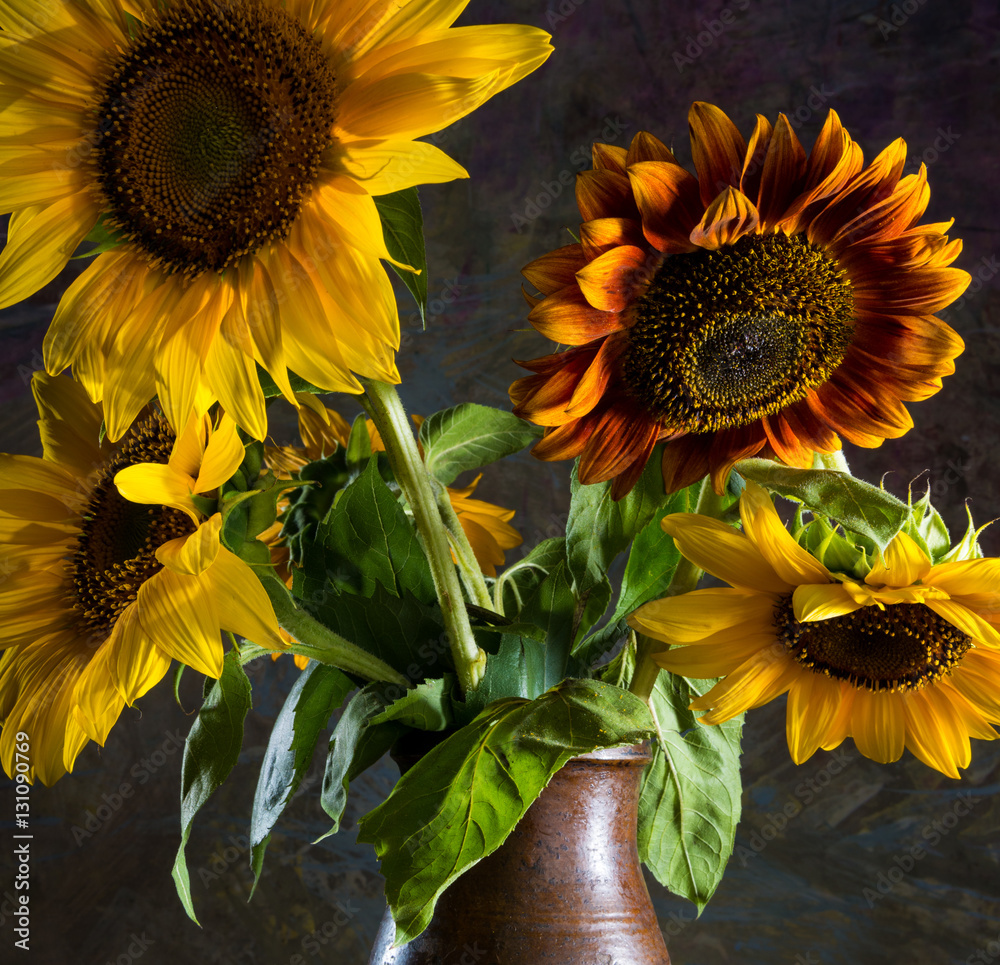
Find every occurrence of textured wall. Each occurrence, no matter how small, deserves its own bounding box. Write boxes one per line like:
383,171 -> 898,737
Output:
1,1 -> 999,963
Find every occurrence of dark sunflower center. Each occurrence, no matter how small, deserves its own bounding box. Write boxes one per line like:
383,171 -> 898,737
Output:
622,234 -> 854,432
775,595 -> 972,693
93,0 -> 337,275
71,416 -> 196,636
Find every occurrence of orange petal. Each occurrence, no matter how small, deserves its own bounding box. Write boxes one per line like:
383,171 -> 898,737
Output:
575,244 -> 650,312
627,161 -> 702,253
689,186 -> 760,250
688,101 -> 747,207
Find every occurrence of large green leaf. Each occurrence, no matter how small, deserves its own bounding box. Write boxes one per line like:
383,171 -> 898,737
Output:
370,676 -> 456,732
315,458 -> 435,602
248,662 -> 355,890
357,678 -> 653,944
298,580 -> 448,681
419,404 -> 542,485
171,651 -> 252,923
736,459 -> 910,552
638,672 -> 743,910
494,537 -> 566,618
564,447 -> 677,595
375,187 -> 428,323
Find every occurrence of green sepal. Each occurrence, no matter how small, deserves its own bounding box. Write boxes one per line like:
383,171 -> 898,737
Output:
346,413 -> 373,465
255,364 -> 325,399
71,213 -> 126,259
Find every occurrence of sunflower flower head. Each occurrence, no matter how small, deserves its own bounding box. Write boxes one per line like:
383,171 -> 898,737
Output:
0,374 -> 283,785
0,0 -> 552,441
628,481 -> 1000,778
511,104 -> 969,498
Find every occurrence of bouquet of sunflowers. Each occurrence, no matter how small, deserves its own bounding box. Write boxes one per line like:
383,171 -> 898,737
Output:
0,0 -> 992,961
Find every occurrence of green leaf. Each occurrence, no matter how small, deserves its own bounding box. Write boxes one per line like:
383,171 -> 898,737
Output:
298,580 -> 448,681
370,676 -> 456,732
494,537 -> 566,618
458,634 -> 547,724
375,187 -> 428,323
315,458 -> 435,602
419,404 -> 542,485
564,446 -> 675,595
248,662 -> 355,892
736,459 -> 910,552
515,560 -> 577,688
357,678 -> 653,944
318,685 -> 403,841
171,651 -> 252,923
638,673 -> 743,910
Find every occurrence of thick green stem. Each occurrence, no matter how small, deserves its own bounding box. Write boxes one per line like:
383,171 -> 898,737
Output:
258,573 -> 409,687
363,379 -> 486,694
628,477 -> 727,701
816,449 -> 851,473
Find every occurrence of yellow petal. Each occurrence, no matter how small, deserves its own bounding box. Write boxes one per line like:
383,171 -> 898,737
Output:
31,371 -> 106,475
0,192 -> 97,308
157,515 -> 223,576
866,530 -> 931,587
194,416 -> 245,494
902,688 -> 969,777
850,689 -> 906,764
115,463 -> 197,523
134,568 -> 224,678
339,138 -> 468,195
661,513 -> 788,593
739,480 -> 831,586
691,645 -> 798,724
792,583 -> 863,622
107,604 -> 174,706
73,641 -> 126,745
926,557 -> 1000,609
204,547 -> 284,650
653,632 -> 774,677
629,587 -> 775,644
925,599 -> 1000,649
785,673 -> 847,764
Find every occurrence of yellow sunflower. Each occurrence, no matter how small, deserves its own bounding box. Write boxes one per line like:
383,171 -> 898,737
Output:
510,103 -> 969,498
0,373 -> 283,785
0,0 -> 552,442
627,482 -> 1000,777
270,398 -> 522,576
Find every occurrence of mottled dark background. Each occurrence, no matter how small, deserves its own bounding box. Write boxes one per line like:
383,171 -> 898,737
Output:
2,0 -> 1000,963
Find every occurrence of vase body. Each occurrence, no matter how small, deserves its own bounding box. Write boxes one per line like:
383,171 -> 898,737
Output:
367,743 -> 669,965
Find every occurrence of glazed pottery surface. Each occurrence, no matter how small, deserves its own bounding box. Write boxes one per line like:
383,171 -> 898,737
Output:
367,743 -> 670,965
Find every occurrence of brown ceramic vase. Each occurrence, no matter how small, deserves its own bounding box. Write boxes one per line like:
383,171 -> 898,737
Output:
367,743 -> 670,965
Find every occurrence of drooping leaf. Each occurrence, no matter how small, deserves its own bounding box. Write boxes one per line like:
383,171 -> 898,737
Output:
369,676 -> 456,732
357,678 -> 653,944
248,662 -> 355,891
375,187 -> 428,323
318,684 -> 403,841
736,459 -> 910,552
171,651 -> 252,923
638,672 -> 743,910
419,404 -> 542,485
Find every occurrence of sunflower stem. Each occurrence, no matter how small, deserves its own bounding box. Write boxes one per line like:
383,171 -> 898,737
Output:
362,379 -> 486,694
434,483 -> 495,612
628,476 -> 723,701
816,449 -> 851,473
257,573 -> 409,687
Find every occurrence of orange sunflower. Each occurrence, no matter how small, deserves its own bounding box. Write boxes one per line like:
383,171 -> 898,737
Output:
0,373 -> 282,784
0,0 -> 552,441
628,482 -> 1000,777
510,103 -> 969,498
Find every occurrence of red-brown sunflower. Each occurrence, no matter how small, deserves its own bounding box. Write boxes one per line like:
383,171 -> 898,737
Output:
510,103 -> 969,497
